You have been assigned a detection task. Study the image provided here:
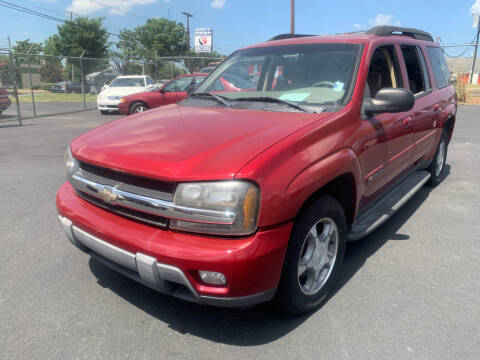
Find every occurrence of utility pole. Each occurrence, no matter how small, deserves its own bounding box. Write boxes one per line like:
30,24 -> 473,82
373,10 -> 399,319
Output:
182,11 -> 193,52
71,12 -> 74,82
182,11 -> 193,72
471,13 -> 480,84
290,0 -> 295,34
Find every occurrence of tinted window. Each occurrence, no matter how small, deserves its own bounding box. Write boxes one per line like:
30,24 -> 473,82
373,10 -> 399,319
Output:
427,46 -> 450,89
417,47 -> 431,91
401,45 -> 426,95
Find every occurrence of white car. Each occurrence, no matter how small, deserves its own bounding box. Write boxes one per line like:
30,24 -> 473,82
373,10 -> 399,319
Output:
97,75 -> 158,114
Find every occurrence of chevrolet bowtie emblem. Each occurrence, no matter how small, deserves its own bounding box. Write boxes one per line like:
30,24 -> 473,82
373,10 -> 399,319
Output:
98,186 -> 118,205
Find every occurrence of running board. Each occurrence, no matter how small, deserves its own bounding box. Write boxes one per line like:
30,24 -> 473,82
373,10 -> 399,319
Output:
347,170 -> 431,241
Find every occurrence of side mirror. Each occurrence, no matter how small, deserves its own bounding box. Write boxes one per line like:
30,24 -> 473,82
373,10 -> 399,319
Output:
159,87 -> 166,94
363,88 -> 414,114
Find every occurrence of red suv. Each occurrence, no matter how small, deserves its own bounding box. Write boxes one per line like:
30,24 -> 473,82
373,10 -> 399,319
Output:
57,26 -> 456,314
118,74 -> 207,115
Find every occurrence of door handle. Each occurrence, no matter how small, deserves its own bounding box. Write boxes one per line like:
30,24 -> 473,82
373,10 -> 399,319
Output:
403,116 -> 413,127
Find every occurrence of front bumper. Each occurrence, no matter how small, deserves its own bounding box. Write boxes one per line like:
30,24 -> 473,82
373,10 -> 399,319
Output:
57,182 -> 292,307
97,99 -> 120,111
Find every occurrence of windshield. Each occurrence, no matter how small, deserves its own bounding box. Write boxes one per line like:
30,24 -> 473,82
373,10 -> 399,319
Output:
109,78 -> 145,87
194,43 -> 360,112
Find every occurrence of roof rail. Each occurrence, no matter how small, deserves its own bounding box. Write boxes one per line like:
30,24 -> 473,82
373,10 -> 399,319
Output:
367,26 -> 433,42
268,33 -> 315,41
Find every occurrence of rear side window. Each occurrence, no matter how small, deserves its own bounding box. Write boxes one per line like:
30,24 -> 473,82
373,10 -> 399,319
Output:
427,47 -> 451,89
401,45 -> 426,95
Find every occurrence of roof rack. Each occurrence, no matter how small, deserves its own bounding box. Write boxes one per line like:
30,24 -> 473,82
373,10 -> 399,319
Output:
268,33 -> 315,41
367,26 -> 433,42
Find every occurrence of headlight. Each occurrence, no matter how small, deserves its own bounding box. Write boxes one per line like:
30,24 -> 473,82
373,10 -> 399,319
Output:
171,181 -> 260,236
64,146 -> 79,178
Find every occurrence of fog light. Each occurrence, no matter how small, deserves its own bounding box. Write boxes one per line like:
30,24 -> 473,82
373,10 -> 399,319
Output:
198,270 -> 227,285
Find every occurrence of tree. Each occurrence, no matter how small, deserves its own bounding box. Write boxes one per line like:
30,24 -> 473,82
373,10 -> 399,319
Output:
13,39 -> 43,64
44,17 -> 109,79
39,62 -> 63,83
44,17 -> 108,58
117,18 -> 185,62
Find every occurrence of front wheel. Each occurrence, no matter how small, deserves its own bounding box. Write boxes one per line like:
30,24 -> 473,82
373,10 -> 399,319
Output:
130,102 -> 149,114
274,196 -> 347,315
427,130 -> 448,186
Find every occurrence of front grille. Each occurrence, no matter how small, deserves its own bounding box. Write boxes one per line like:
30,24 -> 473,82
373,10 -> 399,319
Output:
73,161 -> 176,228
78,191 -> 168,228
79,161 -> 176,194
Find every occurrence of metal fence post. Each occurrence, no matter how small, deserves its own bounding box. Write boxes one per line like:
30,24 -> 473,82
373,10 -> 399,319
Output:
155,50 -> 158,81
7,37 -> 22,126
26,47 -> 37,118
80,50 -> 86,111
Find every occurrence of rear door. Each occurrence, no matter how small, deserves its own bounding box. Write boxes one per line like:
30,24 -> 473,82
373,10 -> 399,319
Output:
399,44 -> 439,164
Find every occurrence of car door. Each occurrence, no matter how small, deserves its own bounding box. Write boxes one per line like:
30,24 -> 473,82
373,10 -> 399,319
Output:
172,77 -> 194,102
358,44 -> 415,201
399,44 -> 439,165
162,79 -> 182,105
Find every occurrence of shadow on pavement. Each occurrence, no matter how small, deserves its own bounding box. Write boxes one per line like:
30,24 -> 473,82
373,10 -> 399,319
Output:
88,165 -> 450,346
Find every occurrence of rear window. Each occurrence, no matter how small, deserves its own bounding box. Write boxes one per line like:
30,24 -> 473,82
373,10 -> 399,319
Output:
110,78 -> 146,87
427,47 -> 450,89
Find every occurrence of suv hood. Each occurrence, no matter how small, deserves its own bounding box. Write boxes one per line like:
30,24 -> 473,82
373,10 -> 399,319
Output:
71,104 -> 329,181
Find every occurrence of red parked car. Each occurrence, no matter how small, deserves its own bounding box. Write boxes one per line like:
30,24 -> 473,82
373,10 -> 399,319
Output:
57,26 -> 456,314
118,74 -> 207,115
0,87 -> 11,115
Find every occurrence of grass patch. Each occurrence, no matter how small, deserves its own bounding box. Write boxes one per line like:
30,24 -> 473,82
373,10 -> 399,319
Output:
11,93 -> 97,103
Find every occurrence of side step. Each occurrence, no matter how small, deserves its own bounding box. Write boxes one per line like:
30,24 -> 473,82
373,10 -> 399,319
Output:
347,170 -> 431,241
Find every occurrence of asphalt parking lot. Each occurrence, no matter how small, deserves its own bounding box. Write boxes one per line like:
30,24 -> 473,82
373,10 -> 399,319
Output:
1,101 -> 97,120
1,107 -> 479,359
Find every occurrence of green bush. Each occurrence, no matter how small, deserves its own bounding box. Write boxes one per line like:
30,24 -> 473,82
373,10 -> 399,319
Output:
40,83 -> 55,91
32,85 -> 41,90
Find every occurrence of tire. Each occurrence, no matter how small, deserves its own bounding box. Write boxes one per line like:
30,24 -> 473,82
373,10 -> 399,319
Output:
274,196 -> 347,315
100,110 -> 109,115
427,130 -> 448,187
130,102 -> 149,114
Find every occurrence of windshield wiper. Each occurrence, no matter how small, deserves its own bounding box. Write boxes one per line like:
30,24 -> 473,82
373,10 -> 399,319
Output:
190,92 -> 231,107
234,97 -> 315,113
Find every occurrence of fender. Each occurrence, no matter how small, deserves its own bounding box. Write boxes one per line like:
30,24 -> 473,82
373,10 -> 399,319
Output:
283,148 -> 363,222
251,147 -> 364,228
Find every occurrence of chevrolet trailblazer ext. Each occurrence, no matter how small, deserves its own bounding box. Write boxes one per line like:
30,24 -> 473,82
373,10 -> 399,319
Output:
57,26 -> 456,314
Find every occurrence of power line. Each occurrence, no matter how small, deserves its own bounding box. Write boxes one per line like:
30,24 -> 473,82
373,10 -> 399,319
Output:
88,0 -> 149,20
0,0 -> 120,37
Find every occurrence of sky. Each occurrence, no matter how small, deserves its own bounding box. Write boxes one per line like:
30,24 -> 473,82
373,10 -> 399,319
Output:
1,0 -> 480,57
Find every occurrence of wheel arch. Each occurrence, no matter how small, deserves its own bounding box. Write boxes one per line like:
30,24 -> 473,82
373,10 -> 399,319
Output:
129,100 -> 149,114
295,172 -> 357,227
444,116 -> 455,143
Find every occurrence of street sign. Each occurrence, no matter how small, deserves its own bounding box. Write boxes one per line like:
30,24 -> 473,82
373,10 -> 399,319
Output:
194,28 -> 213,53
474,13 -> 479,29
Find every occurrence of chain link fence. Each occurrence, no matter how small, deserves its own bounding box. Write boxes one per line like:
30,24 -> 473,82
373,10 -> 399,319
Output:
0,38 -> 22,127
0,41 -> 224,125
